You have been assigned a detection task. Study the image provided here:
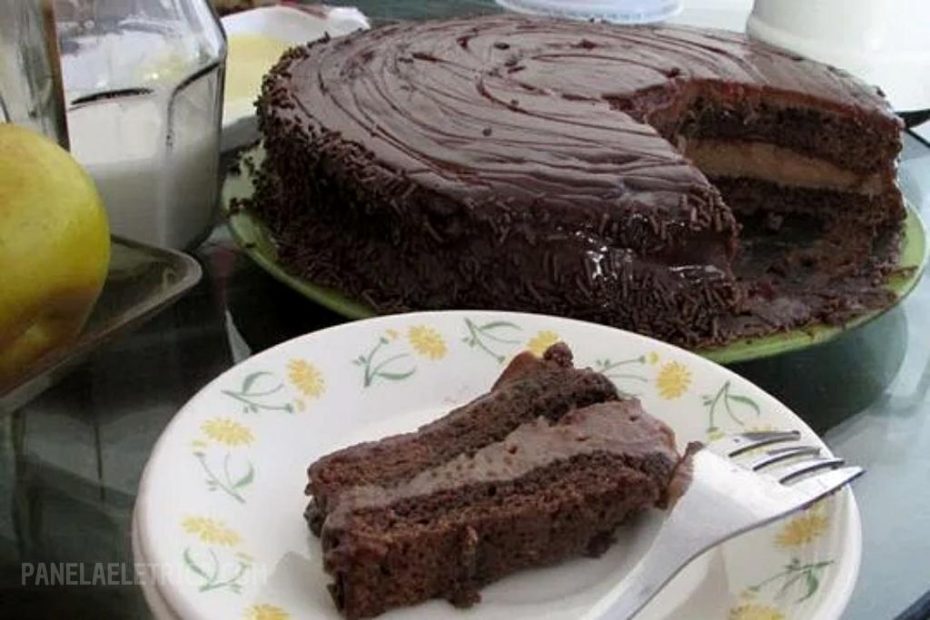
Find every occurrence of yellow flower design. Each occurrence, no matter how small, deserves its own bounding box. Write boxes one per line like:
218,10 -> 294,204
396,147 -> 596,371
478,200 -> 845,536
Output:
776,503 -> 829,548
408,325 -> 447,360
201,418 -> 253,447
287,359 -> 325,398
526,330 -> 559,357
728,603 -> 784,620
244,604 -> 290,620
182,516 -> 241,547
647,351 -> 660,365
656,361 -> 691,399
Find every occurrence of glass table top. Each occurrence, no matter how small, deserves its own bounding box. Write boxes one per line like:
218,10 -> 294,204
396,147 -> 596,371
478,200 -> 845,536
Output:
2,2 -> 930,618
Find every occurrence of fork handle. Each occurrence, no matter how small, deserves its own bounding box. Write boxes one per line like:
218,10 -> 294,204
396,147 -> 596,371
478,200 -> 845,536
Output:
582,556 -> 672,619
583,566 -> 656,619
582,529 -> 707,620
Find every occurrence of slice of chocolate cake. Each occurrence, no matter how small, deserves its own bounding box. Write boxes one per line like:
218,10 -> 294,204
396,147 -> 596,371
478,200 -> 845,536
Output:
321,400 -> 695,619
306,342 -> 619,533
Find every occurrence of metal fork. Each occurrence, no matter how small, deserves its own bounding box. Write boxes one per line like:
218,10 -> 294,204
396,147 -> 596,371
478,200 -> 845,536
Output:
585,430 -> 864,620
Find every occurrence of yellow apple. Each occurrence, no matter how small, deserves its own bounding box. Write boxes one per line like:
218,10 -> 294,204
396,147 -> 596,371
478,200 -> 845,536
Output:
0,123 -> 110,391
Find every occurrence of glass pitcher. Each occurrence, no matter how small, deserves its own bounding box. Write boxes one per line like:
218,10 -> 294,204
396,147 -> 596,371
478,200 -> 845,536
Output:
55,0 -> 227,249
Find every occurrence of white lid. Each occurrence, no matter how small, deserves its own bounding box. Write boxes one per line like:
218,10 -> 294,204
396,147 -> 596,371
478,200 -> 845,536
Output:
495,0 -> 683,24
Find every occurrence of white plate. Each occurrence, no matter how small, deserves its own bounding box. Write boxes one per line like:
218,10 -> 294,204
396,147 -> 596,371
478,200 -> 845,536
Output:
135,311 -> 861,620
132,511 -> 181,620
220,6 -> 369,151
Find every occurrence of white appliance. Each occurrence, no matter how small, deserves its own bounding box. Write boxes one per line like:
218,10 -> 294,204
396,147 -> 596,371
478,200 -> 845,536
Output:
495,0 -> 930,118
748,0 -> 930,115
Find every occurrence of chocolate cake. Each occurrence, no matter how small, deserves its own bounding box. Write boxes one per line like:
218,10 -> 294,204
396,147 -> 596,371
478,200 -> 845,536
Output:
305,343 -> 693,617
306,342 -> 619,534
320,400 -> 694,619
253,15 -> 904,345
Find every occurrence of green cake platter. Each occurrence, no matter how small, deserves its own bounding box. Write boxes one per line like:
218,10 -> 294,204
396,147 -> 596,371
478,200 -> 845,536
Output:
223,146 -> 927,365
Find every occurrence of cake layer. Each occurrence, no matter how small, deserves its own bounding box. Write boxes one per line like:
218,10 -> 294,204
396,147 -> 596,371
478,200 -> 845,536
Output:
711,177 -> 904,227
321,401 -> 694,619
714,176 -> 903,290
684,140 -> 884,194
306,343 -> 619,533
665,93 -> 900,174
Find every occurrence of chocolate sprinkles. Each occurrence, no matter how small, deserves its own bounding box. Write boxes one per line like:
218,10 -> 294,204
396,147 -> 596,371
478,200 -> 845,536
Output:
247,15 -> 904,347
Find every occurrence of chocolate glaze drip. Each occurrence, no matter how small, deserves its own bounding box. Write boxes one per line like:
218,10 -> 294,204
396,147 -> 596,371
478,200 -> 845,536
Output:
254,16 -> 903,346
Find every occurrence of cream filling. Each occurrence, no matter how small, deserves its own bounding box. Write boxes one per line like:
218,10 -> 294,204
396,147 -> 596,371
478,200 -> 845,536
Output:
681,139 -> 883,195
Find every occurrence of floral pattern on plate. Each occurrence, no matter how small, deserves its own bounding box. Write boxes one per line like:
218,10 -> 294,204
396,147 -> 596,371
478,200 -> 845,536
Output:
181,516 -> 253,594
136,311 -> 859,620
192,418 -> 255,504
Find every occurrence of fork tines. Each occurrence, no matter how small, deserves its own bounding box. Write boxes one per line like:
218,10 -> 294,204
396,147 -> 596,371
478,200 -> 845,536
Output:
715,430 -> 801,457
713,429 -> 861,488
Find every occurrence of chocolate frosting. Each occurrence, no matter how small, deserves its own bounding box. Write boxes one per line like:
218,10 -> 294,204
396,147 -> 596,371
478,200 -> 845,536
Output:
267,16 -> 895,225
253,16 -> 903,346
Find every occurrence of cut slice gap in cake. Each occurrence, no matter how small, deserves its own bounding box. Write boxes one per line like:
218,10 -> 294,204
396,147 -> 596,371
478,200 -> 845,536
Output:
643,85 -> 905,322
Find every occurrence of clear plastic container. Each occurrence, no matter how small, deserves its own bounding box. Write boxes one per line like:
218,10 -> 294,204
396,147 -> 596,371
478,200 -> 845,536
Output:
495,0 -> 683,24
55,0 -> 226,249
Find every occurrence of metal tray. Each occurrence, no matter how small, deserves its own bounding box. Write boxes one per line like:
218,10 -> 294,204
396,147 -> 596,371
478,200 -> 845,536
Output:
0,236 -> 202,412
